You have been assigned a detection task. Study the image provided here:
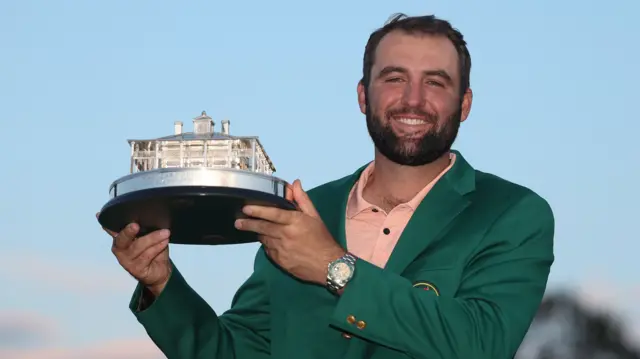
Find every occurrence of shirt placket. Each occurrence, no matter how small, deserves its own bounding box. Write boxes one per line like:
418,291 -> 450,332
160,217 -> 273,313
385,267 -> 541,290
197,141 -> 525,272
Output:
370,206 -> 408,268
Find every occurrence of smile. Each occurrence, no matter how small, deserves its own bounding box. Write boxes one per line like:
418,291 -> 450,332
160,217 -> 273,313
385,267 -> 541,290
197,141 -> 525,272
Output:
394,117 -> 428,125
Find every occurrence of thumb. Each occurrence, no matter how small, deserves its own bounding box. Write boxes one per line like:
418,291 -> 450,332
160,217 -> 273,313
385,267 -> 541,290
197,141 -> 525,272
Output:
292,179 -> 319,217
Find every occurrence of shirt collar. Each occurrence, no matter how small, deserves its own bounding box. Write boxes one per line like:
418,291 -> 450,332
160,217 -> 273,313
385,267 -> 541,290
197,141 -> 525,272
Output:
346,153 -> 457,218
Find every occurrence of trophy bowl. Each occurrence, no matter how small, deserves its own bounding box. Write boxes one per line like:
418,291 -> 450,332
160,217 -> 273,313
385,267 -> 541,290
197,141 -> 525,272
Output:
97,167 -> 296,245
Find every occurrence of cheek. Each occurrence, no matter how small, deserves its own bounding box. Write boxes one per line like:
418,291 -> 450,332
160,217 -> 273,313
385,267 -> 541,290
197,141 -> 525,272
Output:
370,87 -> 402,113
427,93 -> 459,118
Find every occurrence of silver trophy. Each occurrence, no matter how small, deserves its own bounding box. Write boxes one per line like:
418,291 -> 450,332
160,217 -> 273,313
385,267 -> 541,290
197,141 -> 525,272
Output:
97,111 -> 295,245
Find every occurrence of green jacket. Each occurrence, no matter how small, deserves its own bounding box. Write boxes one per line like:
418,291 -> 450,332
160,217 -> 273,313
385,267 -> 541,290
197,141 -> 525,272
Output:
129,151 -> 555,359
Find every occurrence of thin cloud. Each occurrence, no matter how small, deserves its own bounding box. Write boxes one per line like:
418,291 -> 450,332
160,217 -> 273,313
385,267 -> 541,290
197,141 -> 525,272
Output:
0,311 -> 164,359
0,338 -> 164,359
0,311 -> 59,349
0,250 -> 134,295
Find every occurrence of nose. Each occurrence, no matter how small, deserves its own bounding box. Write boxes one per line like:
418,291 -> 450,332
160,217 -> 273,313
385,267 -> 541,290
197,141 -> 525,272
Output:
401,81 -> 425,108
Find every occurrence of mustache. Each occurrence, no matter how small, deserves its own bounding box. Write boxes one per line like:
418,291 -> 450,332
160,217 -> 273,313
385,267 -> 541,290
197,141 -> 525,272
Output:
385,107 -> 438,123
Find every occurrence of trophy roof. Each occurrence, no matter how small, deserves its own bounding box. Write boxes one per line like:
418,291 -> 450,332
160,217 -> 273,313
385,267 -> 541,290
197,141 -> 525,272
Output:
126,132 -> 258,142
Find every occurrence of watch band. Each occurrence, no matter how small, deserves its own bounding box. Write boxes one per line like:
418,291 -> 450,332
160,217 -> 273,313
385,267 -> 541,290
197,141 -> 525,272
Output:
327,252 -> 357,293
343,252 -> 357,266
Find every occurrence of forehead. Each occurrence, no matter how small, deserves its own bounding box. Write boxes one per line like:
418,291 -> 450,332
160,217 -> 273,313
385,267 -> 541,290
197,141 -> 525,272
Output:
373,31 -> 460,78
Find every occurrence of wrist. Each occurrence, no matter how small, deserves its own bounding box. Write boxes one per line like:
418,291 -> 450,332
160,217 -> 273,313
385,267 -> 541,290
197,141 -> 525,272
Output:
145,270 -> 172,297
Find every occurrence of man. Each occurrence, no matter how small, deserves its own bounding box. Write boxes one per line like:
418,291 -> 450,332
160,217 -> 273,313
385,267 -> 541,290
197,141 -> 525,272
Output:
102,14 -> 554,359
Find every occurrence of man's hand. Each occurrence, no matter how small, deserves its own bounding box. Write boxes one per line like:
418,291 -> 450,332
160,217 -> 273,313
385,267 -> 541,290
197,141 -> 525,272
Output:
98,215 -> 172,297
235,179 -> 346,286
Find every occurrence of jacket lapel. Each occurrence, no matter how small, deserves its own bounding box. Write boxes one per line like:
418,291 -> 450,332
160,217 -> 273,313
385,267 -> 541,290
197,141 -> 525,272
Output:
312,164 -> 368,250
384,151 -> 476,274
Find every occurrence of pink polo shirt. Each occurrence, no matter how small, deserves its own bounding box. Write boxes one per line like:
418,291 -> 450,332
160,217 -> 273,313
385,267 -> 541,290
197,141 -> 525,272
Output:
345,153 -> 456,268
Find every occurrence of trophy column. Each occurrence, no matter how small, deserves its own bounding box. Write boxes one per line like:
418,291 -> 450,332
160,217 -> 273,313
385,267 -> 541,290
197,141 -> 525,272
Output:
97,111 -> 294,246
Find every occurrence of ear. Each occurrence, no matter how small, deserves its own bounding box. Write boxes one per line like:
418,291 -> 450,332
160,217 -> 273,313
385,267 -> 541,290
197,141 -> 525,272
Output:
459,88 -> 473,123
357,80 -> 367,115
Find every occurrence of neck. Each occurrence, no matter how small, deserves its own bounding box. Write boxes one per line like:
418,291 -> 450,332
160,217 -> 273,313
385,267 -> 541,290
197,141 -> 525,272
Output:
363,150 -> 452,211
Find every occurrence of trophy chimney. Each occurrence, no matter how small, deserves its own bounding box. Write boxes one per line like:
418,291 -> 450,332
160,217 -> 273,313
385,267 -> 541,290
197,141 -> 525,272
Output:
193,110 -> 214,134
221,119 -> 230,135
174,121 -> 183,135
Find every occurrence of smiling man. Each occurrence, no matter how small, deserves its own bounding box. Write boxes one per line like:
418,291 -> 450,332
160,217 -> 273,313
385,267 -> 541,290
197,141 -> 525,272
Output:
105,14 -> 555,359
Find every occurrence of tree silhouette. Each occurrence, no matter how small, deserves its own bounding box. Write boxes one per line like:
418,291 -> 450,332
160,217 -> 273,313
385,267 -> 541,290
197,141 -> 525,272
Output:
516,292 -> 640,359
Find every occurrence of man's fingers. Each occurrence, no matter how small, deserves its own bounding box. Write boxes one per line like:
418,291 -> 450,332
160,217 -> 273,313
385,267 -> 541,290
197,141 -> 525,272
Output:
135,238 -> 170,268
112,223 -> 140,250
292,180 -> 319,217
235,218 -> 280,238
242,205 -> 295,224
129,229 -> 171,259
285,183 -> 294,202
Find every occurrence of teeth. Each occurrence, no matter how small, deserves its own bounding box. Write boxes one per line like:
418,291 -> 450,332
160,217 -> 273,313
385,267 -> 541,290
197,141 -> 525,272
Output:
396,117 -> 426,125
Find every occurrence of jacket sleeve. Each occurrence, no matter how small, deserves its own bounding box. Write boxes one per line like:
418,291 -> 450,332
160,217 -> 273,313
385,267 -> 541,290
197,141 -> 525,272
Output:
130,247 -> 272,359
329,193 -> 555,359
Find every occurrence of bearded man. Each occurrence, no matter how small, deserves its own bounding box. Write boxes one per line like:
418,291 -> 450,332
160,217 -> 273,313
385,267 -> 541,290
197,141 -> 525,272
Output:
103,13 -> 554,359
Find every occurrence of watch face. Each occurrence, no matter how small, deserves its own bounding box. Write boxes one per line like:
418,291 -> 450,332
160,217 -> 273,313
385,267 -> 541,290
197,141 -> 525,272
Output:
330,260 -> 353,283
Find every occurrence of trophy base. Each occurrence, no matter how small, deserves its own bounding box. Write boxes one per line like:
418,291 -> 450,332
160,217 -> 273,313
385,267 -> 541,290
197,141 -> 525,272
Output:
98,186 -> 296,245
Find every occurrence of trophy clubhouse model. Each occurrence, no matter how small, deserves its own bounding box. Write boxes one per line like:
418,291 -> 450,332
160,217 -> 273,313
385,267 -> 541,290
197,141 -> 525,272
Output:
98,111 -> 295,245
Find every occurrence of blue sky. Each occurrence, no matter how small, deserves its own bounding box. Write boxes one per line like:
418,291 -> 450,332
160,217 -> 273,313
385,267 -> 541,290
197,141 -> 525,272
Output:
1,0 -> 638,357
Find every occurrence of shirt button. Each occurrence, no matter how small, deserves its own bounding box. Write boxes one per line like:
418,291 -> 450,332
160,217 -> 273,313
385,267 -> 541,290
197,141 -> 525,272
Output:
383,228 -> 390,235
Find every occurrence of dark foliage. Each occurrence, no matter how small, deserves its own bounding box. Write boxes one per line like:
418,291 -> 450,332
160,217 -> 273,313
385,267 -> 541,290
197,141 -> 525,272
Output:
516,292 -> 640,359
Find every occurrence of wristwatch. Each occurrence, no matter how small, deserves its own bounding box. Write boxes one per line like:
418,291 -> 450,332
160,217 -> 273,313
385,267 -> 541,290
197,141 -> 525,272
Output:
327,252 -> 357,293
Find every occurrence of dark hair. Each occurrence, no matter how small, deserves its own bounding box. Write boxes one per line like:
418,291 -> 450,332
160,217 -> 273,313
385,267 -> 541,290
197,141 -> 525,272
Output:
361,13 -> 471,97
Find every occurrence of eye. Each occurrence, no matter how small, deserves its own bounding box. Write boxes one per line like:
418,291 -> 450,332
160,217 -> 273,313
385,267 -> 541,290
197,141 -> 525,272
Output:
426,80 -> 444,87
385,77 -> 404,83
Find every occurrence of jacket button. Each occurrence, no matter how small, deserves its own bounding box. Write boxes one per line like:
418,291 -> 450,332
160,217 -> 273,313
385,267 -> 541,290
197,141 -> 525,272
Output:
347,315 -> 356,324
342,333 -> 352,339
356,320 -> 366,329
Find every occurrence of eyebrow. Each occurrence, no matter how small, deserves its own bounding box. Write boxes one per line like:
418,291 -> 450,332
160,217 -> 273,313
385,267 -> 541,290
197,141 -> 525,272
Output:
378,66 -> 408,78
424,69 -> 453,85
377,66 -> 453,85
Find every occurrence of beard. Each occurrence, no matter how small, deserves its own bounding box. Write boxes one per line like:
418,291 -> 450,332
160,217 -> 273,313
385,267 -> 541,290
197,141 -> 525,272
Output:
365,103 -> 461,166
